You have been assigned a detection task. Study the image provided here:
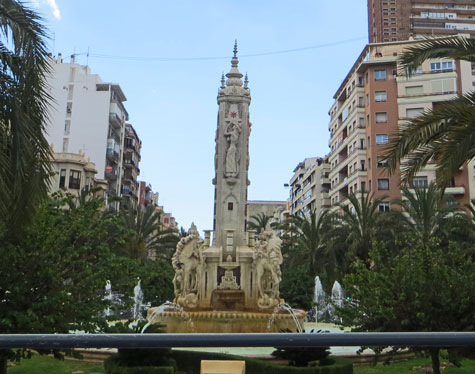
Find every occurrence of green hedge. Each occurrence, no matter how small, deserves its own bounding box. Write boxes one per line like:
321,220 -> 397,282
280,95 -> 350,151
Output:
104,355 -> 174,374
171,350 -> 353,374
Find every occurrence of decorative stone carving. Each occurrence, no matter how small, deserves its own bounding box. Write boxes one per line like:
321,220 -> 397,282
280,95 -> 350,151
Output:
218,269 -> 240,290
224,121 -> 241,178
172,226 -> 205,309
252,230 -> 284,309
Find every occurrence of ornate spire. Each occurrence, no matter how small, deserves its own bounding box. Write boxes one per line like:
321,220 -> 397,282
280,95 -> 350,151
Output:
244,73 -> 249,89
226,40 -> 243,87
220,72 -> 225,89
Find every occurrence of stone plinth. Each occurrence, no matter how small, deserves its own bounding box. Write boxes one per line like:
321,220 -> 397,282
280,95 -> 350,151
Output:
201,360 -> 245,374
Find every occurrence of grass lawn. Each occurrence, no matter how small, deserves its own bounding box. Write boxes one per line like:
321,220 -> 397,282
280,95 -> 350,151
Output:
7,352 -> 475,374
354,356 -> 475,373
8,355 -> 105,374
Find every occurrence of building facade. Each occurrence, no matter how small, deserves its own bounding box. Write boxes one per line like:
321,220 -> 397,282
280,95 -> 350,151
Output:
328,39 -> 472,211
122,123 -> 142,209
45,54 -> 128,208
288,157 -> 331,217
50,151 -> 107,196
368,0 -> 475,43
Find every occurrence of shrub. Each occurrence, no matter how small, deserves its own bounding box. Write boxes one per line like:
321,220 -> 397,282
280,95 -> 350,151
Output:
171,350 -> 352,374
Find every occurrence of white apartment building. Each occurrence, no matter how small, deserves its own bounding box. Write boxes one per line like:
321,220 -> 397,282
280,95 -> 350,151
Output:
288,157 -> 331,217
45,54 -> 128,208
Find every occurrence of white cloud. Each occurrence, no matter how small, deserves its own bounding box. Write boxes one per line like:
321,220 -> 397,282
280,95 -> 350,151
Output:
45,0 -> 61,20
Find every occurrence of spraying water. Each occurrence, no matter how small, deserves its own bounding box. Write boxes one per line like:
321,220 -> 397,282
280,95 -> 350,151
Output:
143,301 -> 195,333
267,303 -> 304,333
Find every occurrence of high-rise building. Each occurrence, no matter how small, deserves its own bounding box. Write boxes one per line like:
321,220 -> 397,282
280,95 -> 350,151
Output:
45,54 -> 129,209
288,157 -> 331,217
328,40 -> 473,210
122,123 -> 142,209
368,0 -> 475,43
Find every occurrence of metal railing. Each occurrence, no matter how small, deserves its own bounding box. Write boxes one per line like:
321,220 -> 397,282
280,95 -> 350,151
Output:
1,333 -> 475,349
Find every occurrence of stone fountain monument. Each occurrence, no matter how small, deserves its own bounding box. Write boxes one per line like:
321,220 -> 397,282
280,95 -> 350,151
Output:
146,43 -> 305,333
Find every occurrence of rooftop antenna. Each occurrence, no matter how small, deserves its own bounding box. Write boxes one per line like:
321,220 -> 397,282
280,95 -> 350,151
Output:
86,46 -> 90,66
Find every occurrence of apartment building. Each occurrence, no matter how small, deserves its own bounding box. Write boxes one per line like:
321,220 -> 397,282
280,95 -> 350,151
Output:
50,151 -> 107,195
368,0 -> 475,43
45,54 -> 128,209
328,39 -> 473,210
122,123 -> 142,209
288,157 -> 331,217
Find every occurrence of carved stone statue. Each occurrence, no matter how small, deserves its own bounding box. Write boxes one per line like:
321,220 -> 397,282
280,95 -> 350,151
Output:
252,230 -> 283,309
172,228 -> 205,309
224,121 -> 241,178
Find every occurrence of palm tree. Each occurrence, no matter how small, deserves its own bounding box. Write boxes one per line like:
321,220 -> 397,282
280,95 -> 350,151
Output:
391,183 -> 456,244
122,205 -> 177,260
246,212 -> 274,234
383,36 -> 475,186
284,210 -> 330,277
0,0 -> 52,238
338,191 -> 386,261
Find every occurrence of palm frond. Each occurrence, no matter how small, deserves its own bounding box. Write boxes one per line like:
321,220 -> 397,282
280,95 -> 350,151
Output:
400,36 -> 475,74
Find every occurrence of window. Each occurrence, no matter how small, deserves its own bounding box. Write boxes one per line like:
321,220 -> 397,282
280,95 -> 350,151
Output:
69,170 -> 81,189
378,202 -> 390,212
430,61 -> 453,73
378,178 -> 390,190
361,181 -> 366,192
412,176 -> 428,188
62,138 -> 69,152
376,134 -> 388,145
375,112 -> 388,123
431,78 -> 455,94
405,85 -> 423,96
64,121 -> 71,135
59,169 -> 66,188
375,69 -> 386,80
228,202 -> 234,210
377,157 -> 388,168
406,107 -> 424,119
375,91 -> 387,102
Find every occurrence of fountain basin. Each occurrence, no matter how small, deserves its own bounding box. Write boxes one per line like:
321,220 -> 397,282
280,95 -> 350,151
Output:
146,307 -> 306,333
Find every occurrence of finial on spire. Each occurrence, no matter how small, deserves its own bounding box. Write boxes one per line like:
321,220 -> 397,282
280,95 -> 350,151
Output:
220,72 -> 225,89
233,40 -> 238,58
226,40 -> 243,87
244,73 -> 249,89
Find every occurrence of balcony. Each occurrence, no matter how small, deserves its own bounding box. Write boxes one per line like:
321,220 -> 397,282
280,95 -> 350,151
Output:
106,148 -> 119,162
444,186 -> 465,195
105,167 -> 118,179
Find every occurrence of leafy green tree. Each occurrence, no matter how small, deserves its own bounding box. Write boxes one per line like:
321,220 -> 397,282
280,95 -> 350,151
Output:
246,212 -> 274,233
0,194 -> 131,373
0,0 -> 52,238
340,241 -> 475,374
338,191 -> 386,261
279,265 -> 314,311
383,36 -> 475,186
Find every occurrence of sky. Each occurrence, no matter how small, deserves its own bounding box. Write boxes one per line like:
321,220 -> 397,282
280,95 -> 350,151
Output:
33,0 -> 368,232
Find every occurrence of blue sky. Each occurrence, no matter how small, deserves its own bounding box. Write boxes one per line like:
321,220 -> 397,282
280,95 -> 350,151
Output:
34,0 -> 368,232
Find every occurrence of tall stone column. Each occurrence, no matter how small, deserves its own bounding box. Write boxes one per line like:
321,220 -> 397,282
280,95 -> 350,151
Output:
212,42 -> 251,255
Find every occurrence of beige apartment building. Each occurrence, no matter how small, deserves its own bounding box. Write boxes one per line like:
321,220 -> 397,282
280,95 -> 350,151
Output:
328,39 -> 473,210
368,0 -> 475,43
288,157 -> 331,217
50,151 -> 107,196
